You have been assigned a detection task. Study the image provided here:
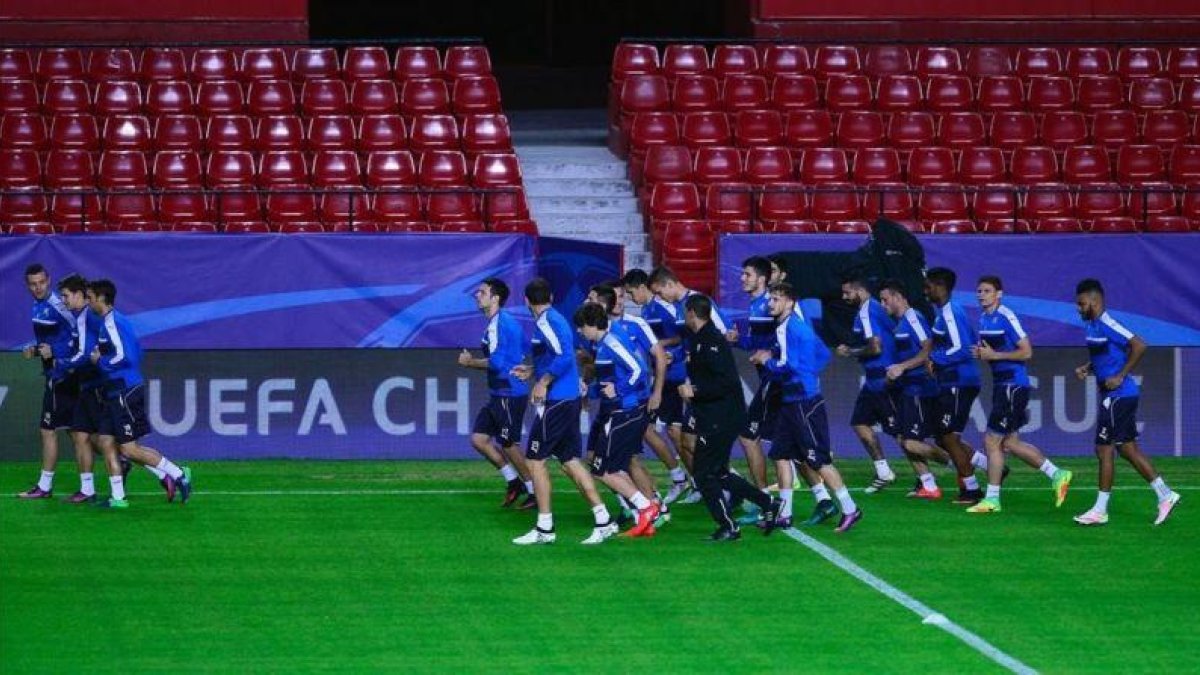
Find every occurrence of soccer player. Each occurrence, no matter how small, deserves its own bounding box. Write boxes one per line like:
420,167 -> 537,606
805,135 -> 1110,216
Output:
751,283 -> 862,533
878,280 -> 952,500
925,268 -> 988,505
16,264 -> 83,500
967,275 -> 1072,514
457,278 -> 535,508
510,278 -> 613,545
573,303 -> 660,538
1071,279 -> 1180,526
731,257 -> 777,494
620,269 -> 696,503
678,294 -> 781,541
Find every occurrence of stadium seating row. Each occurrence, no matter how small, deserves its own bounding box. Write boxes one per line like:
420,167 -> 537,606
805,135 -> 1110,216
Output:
3,220 -> 538,235
0,45 -> 492,83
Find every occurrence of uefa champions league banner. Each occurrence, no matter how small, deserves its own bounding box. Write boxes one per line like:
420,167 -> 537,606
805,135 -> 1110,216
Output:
717,233 -> 1200,348
0,234 -> 538,350
537,236 -> 624,319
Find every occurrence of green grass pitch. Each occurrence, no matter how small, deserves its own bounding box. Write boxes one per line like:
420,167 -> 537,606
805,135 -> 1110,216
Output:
2,458 -> 1198,673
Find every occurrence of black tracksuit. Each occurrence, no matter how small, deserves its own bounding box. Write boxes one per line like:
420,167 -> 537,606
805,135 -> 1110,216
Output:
685,320 -> 773,530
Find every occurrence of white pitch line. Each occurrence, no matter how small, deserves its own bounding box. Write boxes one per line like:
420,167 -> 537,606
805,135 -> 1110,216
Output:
783,527 -> 1038,675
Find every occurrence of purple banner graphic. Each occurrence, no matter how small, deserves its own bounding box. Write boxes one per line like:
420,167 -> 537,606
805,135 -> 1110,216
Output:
719,233 -> 1200,347
0,234 -> 537,350
536,236 -> 624,319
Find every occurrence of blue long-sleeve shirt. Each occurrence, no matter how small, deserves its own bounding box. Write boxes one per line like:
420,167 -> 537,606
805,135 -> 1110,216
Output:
892,308 -> 939,397
593,329 -> 649,410
531,306 -> 580,401
482,309 -> 530,397
979,304 -> 1030,386
1084,311 -> 1140,398
50,307 -> 101,389
31,292 -> 75,377
641,296 -> 686,382
930,300 -> 981,388
852,299 -> 897,392
95,309 -> 144,395
764,312 -> 825,402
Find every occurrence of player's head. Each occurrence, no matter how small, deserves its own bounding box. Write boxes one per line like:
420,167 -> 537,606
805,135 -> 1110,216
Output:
86,278 -> 117,313
767,254 -> 789,284
474,277 -> 509,315
767,282 -> 797,319
648,266 -> 686,302
683,292 -> 712,332
621,268 -> 654,305
57,273 -> 88,310
977,275 -> 1003,311
840,275 -> 870,306
1075,278 -> 1105,320
741,256 -> 772,295
878,279 -> 910,317
587,284 -> 619,316
24,263 -> 49,300
573,302 -> 609,341
924,267 -> 956,305
523,277 -> 553,310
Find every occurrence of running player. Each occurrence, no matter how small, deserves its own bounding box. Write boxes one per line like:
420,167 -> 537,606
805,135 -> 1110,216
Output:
731,257 -> 777,495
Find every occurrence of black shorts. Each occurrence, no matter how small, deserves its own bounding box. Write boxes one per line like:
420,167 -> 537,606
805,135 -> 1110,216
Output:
472,395 -> 528,447
655,382 -> 687,426
742,379 -> 782,440
897,393 -> 938,441
590,406 -> 649,476
850,386 -> 900,436
40,376 -> 79,431
1096,395 -> 1139,446
101,384 -> 151,445
585,402 -> 615,455
987,384 -> 1029,436
769,396 -> 833,470
71,387 -> 106,434
527,398 -> 582,463
935,385 -> 980,436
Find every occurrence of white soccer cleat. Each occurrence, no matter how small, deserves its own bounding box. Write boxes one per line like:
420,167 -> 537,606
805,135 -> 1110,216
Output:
680,487 -> 703,504
1073,510 -> 1109,526
663,481 -> 689,505
512,528 -> 556,545
1153,492 -> 1181,526
581,523 -> 618,545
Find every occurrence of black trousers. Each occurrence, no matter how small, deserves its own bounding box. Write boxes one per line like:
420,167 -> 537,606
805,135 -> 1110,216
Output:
692,402 -> 772,530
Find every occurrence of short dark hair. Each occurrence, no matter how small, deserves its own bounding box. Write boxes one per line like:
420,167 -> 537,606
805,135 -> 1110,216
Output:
524,277 -> 552,305
768,281 -> 797,300
767,253 -> 788,277
24,263 -> 46,278
87,278 -> 117,305
742,256 -> 772,279
57,273 -> 87,294
1076,278 -> 1104,296
878,278 -> 908,300
621,269 -> 650,288
589,284 -> 618,314
926,267 -> 957,292
573,302 -> 609,330
481,277 -> 509,305
648,266 -> 679,288
683,293 -> 712,320
978,275 -> 1003,291
841,274 -> 868,290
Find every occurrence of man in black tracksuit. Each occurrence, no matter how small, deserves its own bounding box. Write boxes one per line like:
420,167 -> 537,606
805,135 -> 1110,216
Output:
678,294 -> 782,541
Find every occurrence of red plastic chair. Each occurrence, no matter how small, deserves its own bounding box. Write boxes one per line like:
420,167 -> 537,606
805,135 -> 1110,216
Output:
1010,146 -> 1060,184
1075,183 -> 1126,220
642,145 -> 693,188
351,79 -> 399,115
914,47 -> 962,78
937,111 -> 985,150
256,115 -> 305,151
648,182 -> 702,223
811,182 -> 863,222
1092,110 -> 1139,152
366,151 -> 418,187
1170,145 -> 1200,184
301,78 -> 350,115
693,146 -> 743,186
1041,111 -> 1088,152
744,146 -> 794,184
1167,47 -> 1200,80
471,153 -> 522,188
452,75 -> 502,115
401,78 -> 451,116
876,74 -> 923,112
247,79 -> 296,115
929,219 -> 977,234
977,75 -> 1025,112
490,218 -> 538,235
191,48 -> 239,82
1016,47 -> 1062,77
1146,215 -> 1193,232
36,48 -> 83,81
812,46 -> 861,80
770,74 -> 819,111
1129,78 -> 1176,112
358,114 -> 408,153
461,114 -> 512,154
888,111 -> 935,152
343,47 -> 392,81
146,80 -> 194,116
722,74 -> 769,112
50,114 -> 99,151
0,49 -> 34,79
104,193 -> 157,227
800,147 -> 849,183
918,183 -> 969,222
0,113 -> 47,149
42,79 -> 90,114
959,147 -> 1007,185
240,48 -> 288,82
1076,75 -> 1124,112
258,150 -> 310,189
88,48 -> 137,82
205,115 -> 255,151
0,191 -> 49,224
312,150 -> 362,187
0,78 -> 39,114
307,115 -> 357,151
1117,144 -> 1166,183
1027,76 -> 1074,112
763,45 -> 810,78
1022,183 -> 1074,219
671,74 -> 720,113
972,183 -> 1019,222
0,149 -> 41,188
925,74 -> 973,112
153,151 -> 204,189
444,45 -> 493,78
612,43 -> 659,82
629,112 -> 681,170
863,182 -> 915,220
907,146 -> 956,185
1144,110 -> 1190,149
825,74 -> 873,112
1062,146 -> 1112,183
681,111 -> 732,148
712,45 -> 759,78
863,45 -> 912,77
417,150 -> 469,187
662,44 -> 710,81
734,109 -> 784,147
1033,217 -> 1084,233
51,192 -> 103,227
196,79 -> 245,116
94,80 -> 142,116
1128,182 -> 1178,219
784,110 -> 833,149
140,48 -> 187,82
1180,79 -> 1200,115
292,47 -> 341,82
485,188 -> 530,223
705,182 -> 753,222
1116,47 -> 1163,80
990,112 -> 1037,151
1090,217 -> 1140,233
980,218 -> 1031,234
758,182 -> 810,223
965,46 -> 1014,77
409,114 -> 460,153
836,110 -> 885,148
102,115 -> 151,151
1066,47 -> 1113,77
853,147 -> 902,183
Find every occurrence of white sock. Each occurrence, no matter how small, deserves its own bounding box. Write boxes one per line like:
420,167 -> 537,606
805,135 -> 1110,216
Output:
524,480 -> 534,494
80,472 -> 95,496
145,465 -> 166,480
919,473 -> 938,491
630,491 -> 651,510
109,475 -> 126,501
963,475 -> 980,491
780,488 -> 794,519
1150,477 -> 1172,501
1094,490 -> 1111,513
834,486 -> 857,515
154,457 -> 184,480
971,451 -> 989,470
536,512 -> 553,531
592,504 -> 611,526
37,470 -> 54,492
811,483 -> 831,503
499,464 -> 519,482
985,483 -> 1001,500
1039,459 -> 1059,479
874,459 -> 894,479
669,467 -> 687,482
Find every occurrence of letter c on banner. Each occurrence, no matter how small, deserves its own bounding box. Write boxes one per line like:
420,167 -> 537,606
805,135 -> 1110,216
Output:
374,377 -> 416,435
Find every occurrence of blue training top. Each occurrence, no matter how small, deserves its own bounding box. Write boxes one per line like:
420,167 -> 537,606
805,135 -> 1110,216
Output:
1084,311 -> 1140,398
764,311 -> 827,402
482,309 -> 530,397
593,328 -> 650,410
852,298 -> 897,392
978,304 -> 1030,386
94,308 -> 144,395
892,308 -> 940,397
31,292 -> 75,377
531,306 -> 580,401
930,300 -> 982,388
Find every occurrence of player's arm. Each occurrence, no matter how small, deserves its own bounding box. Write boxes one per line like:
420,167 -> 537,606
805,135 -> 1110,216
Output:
1111,334 -> 1146,385
648,342 -> 667,399
981,337 -> 1032,362
838,335 -> 880,358
457,349 -> 489,370
96,321 -> 129,372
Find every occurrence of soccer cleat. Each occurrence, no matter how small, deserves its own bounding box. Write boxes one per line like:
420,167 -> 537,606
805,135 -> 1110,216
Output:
65,491 -> 96,504
501,480 -> 524,507
834,510 -> 863,533
512,527 -> 556,545
707,527 -> 741,542
663,480 -> 690,505
802,499 -> 839,526
1052,469 -> 1073,507
679,485 -> 703,504
626,503 -> 661,537
904,478 -> 923,497
518,493 -> 537,510
1073,510 -> 1109,526
760,498 -> 784,535
1153,492 -> 1181,526
864,476 -> 895,494
161,475 -> 177,503
582,522 -> 619,544
909,486 -> 943,500
966,497 -> 1002,513
16,486 -> 52,499
98,497 -> 130,509
759,516 -> 792,531
952,488 -> 984,505
653,503 -> 671,528
176,466 -> 193,504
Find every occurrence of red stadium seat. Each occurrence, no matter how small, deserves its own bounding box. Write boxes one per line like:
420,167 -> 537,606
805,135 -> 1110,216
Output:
929,219 -> 976,234
258,150 -> 309,188
1076,75 -> 1124,112
1033,217 -> 1084,233
0,49 -> 33,79
256,115 -> 305,151
1063,145 -> 1112,183
1022,183 -> 1073,219
104,193 -> 156,226
196,79 -> 245,116
979,218 -> 1031,234
662,44 -> 709,81
1128,182 -> 1177,219
369,182 -> 423,224
1168,47 -> 1200,80
1075,183 -> 1126,219
1170,145 -> 1200,184
140,48 -> 187,81
853,147 -> 902,183
762,219 -> 819,233
42,79 -> 90,114
965,46 -> 1014,77
937,111 -> 985,150
864,45 -> 912,77
629,112 -> 680,171
274,221 -> 329,233
191,48 -> 238,82
418,150 -> 468,187
612,43 -> 660,82
102,115 -> 151,151
444,45 -> 493,78
157,187 -> 211,225
358,114 -> 408,153
1016,47 -> 1062,77
452,75 -> 502,115
351,79 -> 399,115
705,182 -> 753,222
0,191 -> 49,224
758,182 -> 810,223
306,115 -> 357,151
914,46 -> 962,78
812,45 -> 861,80
472,153 -> 522,187
312,150 -> 362,187
907,146 -> 956,185
734,109 -> 784,147
301,78 -> 350,115
51,192 -> 102,227
990,112 -> 1037,151
94,79 -> 142,116
1011,146 -> 1060,183
680,111 -> 732,148
1129,78 -> 1176,112
862,181 -> 915,220
642,145 -> 693,187
343,47 -> 391,81
1144,110 -> 1190,149
292,47 -> 341,82
1180,79 -> 1200,115
888,111 -> 935,152
875,74 -> 922,112
662,220 -> 715,268
1117,144 -> 1166,183
146,80 -> 194,116
0,149 -> 41,188
918,183 -> 969,221
836,110 -> 885,148
770,74 -> 819,111
88,48 -> 136,82
205,114 -> 255,151
1092,110 -> 1139,151
692,146 -> 743,186
484,188 -> 530,223
744,146 -> 794,184
925,74 -> 974,112
1027,76 -> 1074,112
366,151 -> 417,187
722,74 -> 769,112
152,150 -> 204,190
825,74 -> 873,112
400,78 -> 450,116
649,182 -> 702,223
409,114 -> 460,153
462,114 -> 512,154
713,45 -> 759,79
800,147 -> 849,183
1041,111 -> 1088,152
435,220 -> 487,233
959,147 -> 1006,184
1116,47 -> 1163,80
1145,215 -> 1193,233
50,114 -> 99,151
827,220 -> 872,234
266,188 -> 318,225
763,45 -> 810,78
240,48 -> 288,82
36,48 -> 84,81
811,182 -> 862,222
1066,47 -> 1114,77
247,79 -> 296,116
1089,216 -> 1139,233
0,78 -> 39,114
972,183 -> 1019,222
672,74 -> 720,113
490,218 -> 538,235
0,113 -> 46,149
380,221 -> 429,233
977,75 -> 1025,112
785,110 -> 833,149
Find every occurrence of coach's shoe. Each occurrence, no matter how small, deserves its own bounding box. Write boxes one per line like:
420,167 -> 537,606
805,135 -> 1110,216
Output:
518,493 -> 537,510
176,467 -> 193,505
1153,492 -> 1181,526
161,475 -> 177,503
759,516 -> 792,532
864,475 -> 895,494
663,480 -> 690,505
707,527 -> 741,542
953,488 -> 984,505
1073,510 -> 1109,526
834,509 -> 863,533
966,497 -> 1002,513
582,522 -> 619,545
97,497 -> 129,509
1052,469 -> 1073,507
910,486 -> 943,500
513,528 -> 556,545
759,498 -> 784,535
16,486 -> 52,499
802,499 -> 838,526
501,480 -> 524,508
65,491 -> 96,504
